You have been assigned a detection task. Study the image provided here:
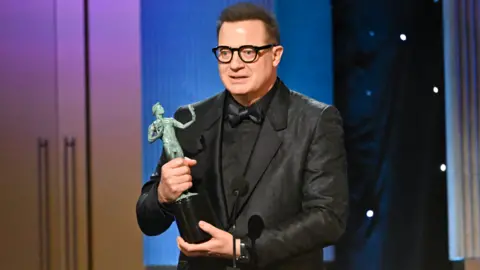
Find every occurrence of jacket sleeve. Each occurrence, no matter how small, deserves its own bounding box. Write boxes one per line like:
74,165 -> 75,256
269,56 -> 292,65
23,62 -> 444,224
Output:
253,105 -> 349,268
135,150 -> 176,236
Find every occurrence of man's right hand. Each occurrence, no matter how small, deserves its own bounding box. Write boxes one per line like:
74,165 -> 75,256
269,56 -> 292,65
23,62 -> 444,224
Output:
158,157 -> 197,204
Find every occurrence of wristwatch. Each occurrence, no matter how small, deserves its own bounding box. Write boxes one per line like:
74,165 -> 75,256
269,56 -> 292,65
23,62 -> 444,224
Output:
237,237 -> 252,264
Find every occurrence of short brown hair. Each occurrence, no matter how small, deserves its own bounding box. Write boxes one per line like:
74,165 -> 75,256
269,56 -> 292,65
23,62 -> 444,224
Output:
216,2 -> 281,44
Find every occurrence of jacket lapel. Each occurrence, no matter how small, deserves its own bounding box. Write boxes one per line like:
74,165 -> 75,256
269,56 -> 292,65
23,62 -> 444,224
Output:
234,80 -> 290,218
185,92 -> 230,230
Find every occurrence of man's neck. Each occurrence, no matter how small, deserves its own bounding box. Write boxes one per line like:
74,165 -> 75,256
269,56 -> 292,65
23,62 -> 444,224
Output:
231,76 -> 277,107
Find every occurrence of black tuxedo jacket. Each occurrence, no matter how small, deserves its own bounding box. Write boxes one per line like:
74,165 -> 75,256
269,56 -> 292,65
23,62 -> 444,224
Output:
136,79 -> 349,270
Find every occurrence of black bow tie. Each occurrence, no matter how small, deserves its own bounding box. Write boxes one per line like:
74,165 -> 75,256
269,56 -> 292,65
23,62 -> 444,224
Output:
226,103 -> 263,127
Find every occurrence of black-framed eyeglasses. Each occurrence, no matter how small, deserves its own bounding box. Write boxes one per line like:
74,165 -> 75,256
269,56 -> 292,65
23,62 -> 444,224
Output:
212,44 -> 277,63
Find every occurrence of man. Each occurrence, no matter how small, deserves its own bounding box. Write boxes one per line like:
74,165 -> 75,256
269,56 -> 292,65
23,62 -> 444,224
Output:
136,2 -> 349,270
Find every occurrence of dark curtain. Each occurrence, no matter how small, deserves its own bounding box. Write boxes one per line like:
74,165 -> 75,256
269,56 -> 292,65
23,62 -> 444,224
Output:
331,0 -> 451,269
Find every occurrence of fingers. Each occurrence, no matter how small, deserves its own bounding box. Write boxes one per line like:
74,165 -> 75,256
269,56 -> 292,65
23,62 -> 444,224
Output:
184,157 -> 197,166
161,158 -> 196,179
163,158 -> 187,169
158,157 -> 197,203
177,237 -> 204,257
163,164 -> 193,185
158,181 -> 192,203
176,227 -> 232,259
163,157 -> 196,170
167,166 -> 191,177
177,236 -> 212,257
198,221 -> 217,236
170,174 -> 192,185
172,182 -> 193,194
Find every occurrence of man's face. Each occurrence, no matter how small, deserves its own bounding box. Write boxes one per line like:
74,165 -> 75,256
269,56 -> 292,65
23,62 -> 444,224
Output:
217,20 -> 283,98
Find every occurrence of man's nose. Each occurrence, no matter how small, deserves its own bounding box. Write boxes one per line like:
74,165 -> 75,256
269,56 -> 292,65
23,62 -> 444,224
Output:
229,51 -> 245,70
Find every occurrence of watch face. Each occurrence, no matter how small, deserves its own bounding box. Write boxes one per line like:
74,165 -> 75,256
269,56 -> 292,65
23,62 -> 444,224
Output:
238,241 -> 249,263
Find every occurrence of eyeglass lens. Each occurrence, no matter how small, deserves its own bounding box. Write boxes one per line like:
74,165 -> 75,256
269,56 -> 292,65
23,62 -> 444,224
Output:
216,47 -> 257,63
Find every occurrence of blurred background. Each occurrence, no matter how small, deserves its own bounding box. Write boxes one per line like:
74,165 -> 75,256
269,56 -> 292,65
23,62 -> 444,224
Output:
0,0 -> 478,270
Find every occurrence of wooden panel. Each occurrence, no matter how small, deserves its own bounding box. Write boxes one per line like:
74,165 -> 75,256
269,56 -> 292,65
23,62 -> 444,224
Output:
55,0 -> 88,270
0,0 -> 60,269
444,0 -> 480,260
88,0 -> 143,269
465,259 -> 480,270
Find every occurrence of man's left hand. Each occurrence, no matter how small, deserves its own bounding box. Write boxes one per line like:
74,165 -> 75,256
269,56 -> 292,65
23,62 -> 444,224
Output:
177,221 -> 240,259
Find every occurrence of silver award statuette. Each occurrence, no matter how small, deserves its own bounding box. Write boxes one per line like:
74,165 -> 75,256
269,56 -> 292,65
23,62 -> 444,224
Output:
148,102 -> 220,243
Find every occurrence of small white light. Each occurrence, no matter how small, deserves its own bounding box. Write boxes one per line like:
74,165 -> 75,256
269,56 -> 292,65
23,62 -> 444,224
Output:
369,31 -> 375,37
440,164 -> 446,171
400,34 -> 407,41
366,210 -> 374,218
366,90 -> 372,96
433,86 -> 439,93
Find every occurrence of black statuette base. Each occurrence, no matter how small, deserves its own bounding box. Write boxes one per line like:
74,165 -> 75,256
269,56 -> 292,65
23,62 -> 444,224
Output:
172,192 -> 220,244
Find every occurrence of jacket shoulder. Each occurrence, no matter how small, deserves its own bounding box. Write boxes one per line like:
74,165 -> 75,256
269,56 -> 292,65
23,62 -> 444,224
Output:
288,90 -> 335,119
174,92 -> 223,121
286,90 -> 344,144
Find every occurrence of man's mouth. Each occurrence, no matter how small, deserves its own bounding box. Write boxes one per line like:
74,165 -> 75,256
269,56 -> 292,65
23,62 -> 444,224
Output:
230,75 -> 248,79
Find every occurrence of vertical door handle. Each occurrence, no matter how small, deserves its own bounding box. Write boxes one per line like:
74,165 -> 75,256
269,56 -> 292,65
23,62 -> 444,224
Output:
64,137 -> 78,270
37,138 -> 50,270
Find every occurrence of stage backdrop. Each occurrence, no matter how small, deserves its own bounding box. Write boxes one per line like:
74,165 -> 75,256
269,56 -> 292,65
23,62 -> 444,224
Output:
140,0 -> 333,266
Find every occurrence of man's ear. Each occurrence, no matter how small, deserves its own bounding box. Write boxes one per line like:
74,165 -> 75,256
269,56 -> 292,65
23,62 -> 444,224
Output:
272,45 -> 284,67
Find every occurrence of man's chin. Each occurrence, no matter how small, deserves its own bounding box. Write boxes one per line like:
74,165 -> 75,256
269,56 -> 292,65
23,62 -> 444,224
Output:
226,84 -> 252,95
